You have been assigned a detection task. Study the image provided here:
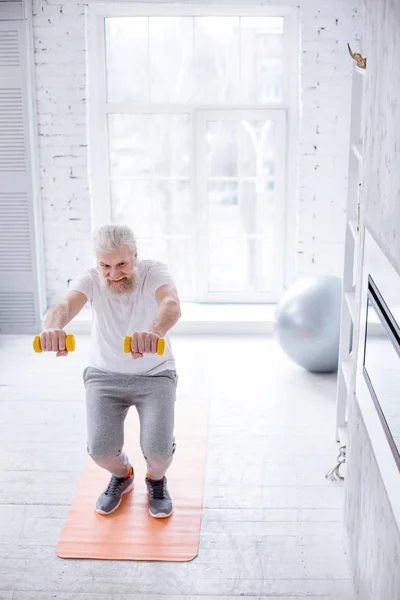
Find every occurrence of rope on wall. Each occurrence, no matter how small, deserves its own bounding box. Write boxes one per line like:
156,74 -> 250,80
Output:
325,445 -> 346,481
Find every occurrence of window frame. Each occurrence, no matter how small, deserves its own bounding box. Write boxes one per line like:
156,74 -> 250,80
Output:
87,2 -> 299,303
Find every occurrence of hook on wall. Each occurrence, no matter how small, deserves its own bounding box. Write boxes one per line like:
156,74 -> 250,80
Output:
347,43 -> 367,69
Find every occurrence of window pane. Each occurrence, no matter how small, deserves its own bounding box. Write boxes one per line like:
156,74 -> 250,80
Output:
208,181 -> 240,237
207,121 -> 238,177
111,180 -> 195,298
109,113 -> 194,299
150,17 -> 194,103
111,179 -> 192,239
240,17 -> 284,103
206,119 -> 277,235
138,237 -> 195,299
208,180 -> 275,246
208,236 -> 271,293
238,180 -> 275,238
153,180 -> 192,236
205,116 -> 280,294
105,18 -> 149,103
239,119 -> 276,177
136,238 -> 167,261
108,114 -> 151,178
195,17 -> 239,103
105,16 -> 285,105
108,114 -> 191,179
151,114 -> 191,177
111,179 -> 153,239
208,237 -> 245,292
207,119 -> 276,179
261,238 -> 275,281
208,180 -> 274,292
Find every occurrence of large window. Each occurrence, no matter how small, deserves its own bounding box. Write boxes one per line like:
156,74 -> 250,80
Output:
88,5 -> 298,302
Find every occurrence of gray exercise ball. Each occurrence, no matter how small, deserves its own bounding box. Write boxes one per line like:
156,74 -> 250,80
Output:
274,275 -> 342,373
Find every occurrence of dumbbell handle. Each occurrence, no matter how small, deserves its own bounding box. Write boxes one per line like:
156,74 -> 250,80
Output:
123,336 -> 165,356
33,334 -> 75,353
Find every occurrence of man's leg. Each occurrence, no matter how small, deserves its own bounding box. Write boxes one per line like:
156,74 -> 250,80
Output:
85,367 -> 131,476
134,370 -> 177,517
84,367 -> 134,514
135,370 -> 177,479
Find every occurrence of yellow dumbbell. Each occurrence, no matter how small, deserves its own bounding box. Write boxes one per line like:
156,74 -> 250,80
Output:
123,336 -> 165,356
33,334 -> 75,353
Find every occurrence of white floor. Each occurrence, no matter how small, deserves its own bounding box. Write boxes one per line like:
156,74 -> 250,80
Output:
0,334 -> 354,600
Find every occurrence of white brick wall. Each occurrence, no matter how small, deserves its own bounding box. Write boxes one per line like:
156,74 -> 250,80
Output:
362,0 -> 400,276
32,0 -> 362,306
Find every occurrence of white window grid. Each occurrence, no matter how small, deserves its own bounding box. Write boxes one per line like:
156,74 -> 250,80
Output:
87,3 -> 299,303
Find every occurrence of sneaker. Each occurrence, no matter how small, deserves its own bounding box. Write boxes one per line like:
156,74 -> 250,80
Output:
95,467 -> 134,515
145,476 -> 173,518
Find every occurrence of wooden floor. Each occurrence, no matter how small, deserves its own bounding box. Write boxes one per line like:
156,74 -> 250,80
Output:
0,334 -> 353,600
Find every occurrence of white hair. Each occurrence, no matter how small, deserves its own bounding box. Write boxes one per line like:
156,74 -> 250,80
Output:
92,224 -> 137,256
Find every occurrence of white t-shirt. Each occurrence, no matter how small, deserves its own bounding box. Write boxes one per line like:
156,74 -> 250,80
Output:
69,259 -> 176,375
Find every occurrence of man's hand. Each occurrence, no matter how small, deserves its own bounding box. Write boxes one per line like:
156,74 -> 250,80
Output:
40,329 -> 68,357
129,331 -> 160,359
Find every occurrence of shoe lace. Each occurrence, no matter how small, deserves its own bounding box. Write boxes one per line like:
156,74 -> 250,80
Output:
149,478 -> 165,500
105,476 -> 125,496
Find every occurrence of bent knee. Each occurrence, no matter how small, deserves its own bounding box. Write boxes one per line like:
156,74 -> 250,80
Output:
142,441 -> 176,462
87,441 -> 123,459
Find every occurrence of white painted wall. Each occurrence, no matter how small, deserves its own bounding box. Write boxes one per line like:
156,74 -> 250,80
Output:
362,0 -> 400,275
344,1 -> 400,597
31,0 -> 361,306
345,395 -> 400,600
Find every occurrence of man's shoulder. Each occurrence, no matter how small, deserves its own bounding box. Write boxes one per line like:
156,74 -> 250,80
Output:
69,266 -> 98,285
138,259 -> 161,268
68,267 -> 99,301
76,267 -> 99,281
87,267 -> 99,278
137,259 -> 172,291
137,259 -> 164,275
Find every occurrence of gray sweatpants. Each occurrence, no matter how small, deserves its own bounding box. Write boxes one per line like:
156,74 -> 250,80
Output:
83,367 -> 177,480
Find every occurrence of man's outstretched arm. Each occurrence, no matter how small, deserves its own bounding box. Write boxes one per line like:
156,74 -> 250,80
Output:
41,290 -> 88,355
129,284 -> 181,358
149,284 -> 181,337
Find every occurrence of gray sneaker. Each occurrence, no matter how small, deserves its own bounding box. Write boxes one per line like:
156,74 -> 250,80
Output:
95,468 -> 135,515
145,476 -> 173,518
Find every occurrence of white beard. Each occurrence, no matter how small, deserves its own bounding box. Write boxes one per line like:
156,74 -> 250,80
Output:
100,270 -> 137,297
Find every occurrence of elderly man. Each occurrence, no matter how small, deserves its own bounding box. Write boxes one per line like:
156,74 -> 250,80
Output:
39,224 -> 181,518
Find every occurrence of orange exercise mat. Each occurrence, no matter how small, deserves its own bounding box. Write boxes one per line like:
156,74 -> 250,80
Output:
56,395 -> 209,561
